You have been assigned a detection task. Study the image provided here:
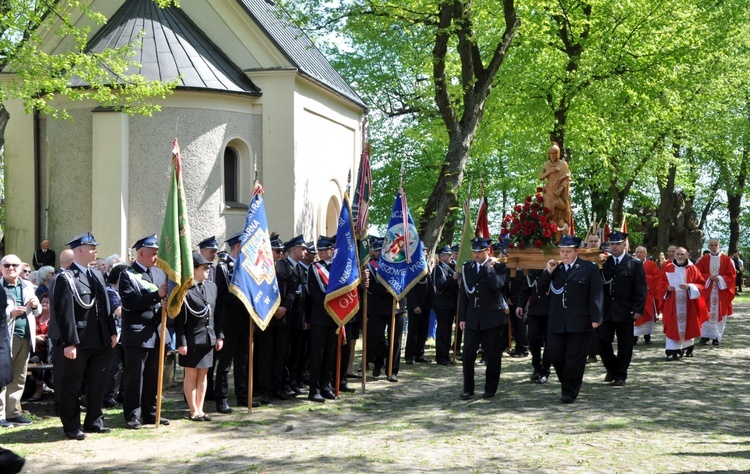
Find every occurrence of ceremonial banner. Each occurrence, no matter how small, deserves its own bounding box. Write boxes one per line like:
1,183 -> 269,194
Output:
229,183 -> 280,331
156,138 -> 194,318
475,195 -> 490,238
352,149 -> 372,268
377,189 -> 428,300
324,194 -> 361,326
456,196 -> 474,273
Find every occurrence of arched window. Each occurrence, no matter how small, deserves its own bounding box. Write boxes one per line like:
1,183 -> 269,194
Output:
222,138 -> 252,210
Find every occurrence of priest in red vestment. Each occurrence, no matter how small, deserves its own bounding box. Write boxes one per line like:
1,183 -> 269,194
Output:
658,247 -> 708,360
696,238 -> 736,345
634,246 -> 661,344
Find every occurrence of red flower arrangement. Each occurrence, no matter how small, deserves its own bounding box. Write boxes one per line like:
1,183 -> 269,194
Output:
500,187 -> 559,249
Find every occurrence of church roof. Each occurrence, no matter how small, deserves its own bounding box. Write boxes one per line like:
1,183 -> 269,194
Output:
237,0 -> 367,109
71,0 -> 261,96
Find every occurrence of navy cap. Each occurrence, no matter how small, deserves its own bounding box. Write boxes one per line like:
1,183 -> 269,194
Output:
133,234 -> 159,250
198,236 -> 219,250
305,241 -> 317,254
225,232 -> 243,247
450,245 -> 460,253
471,237 -> 492,251
193,252 -> 213,267
316,235 -> 336,250
438,245 -> 452,255
607,231 -> 628,244
491,242 -> 503,253
284,234 -> 306,251
558,234 -> 583,248
68,232 -> 98,249
371,238 -> 384,251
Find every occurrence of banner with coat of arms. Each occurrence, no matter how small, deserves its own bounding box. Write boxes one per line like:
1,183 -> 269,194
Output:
229,182 -> 280,331
376,189 -> 428,301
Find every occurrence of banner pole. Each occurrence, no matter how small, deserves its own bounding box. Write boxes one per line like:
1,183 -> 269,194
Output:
248,318 -> 255,412
361,290 -> 368,392
155,305 -> 168,428
335,329 -> 343,397
388,298 -> 396,377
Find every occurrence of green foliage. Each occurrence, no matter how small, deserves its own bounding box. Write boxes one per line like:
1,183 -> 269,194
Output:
0,0 -> 180,118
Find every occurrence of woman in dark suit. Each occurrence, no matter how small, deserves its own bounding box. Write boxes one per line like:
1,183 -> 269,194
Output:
175,253 -> 223,421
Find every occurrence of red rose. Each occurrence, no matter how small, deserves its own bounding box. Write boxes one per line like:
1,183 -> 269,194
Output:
531,210 -> 539,218
508,242 -> 515,249
504,215 -> 512,222
518,242 -> 526,249
525,196 -> 532,203
536,186 -> 543,193
500,228 -> 509,236
543,207 -> 551,214
515,204 -> 522,212
540,216 -> 547,223
523,228 -> 532,237
535,193 -> 543,201
543,230 -> 552,238
535,239 -> 543,248
523,203 -> 531,211
551,224 -> 558,232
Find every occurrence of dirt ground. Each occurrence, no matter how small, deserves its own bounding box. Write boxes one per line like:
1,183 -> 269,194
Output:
3,298 -> 750,473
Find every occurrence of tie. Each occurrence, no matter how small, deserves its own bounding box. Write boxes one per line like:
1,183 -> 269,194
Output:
615,257 -> 620,266
565,264 -> 570,272
198,282 -> 205,296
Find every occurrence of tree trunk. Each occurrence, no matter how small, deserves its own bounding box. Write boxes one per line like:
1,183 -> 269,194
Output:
0,105 -> 9,151
657,162 -> 677,253
727,145 -> 748,253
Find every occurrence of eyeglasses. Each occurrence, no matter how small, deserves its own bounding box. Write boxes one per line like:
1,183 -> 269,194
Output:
3,264 -> 19,269
22,270 -> 31,274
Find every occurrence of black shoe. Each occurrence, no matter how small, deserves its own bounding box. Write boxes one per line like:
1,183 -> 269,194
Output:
561,396 -> 575,404
216,402 -> 233,414
64,429 -> 86,440
102,397 -> 117,409
373,366 -> 382,377
510,351 -> 529,358
251,400 -> 261,408
405,358 -> 414,365
604,372 -> 614,383
481,392 -> 495,399
83,426 -> 111,434
272,391 -> 293,401
0,448 -> 25,473
415,357 -> 431,363
612,379 -> 626,387
189,414 -> 204,422
142,418 -> 170,426
699,338 -> 710,345
320,390 -> 338,400
308,393 -> 325,403
459,392 -> 473,401
258,393 -> 271,405
712,339 -> 720,346
586,356 -> 597,363
633,336 -> 639,345
685,346 -> 694,357
644,335 -> 652,344
535,375 -> 549,384
340,385 -> 356,393
436,360 -> 453,366
125,420 -> 141,430
387,374 -> 399,383
289,385 -> 304,396
283,387 -> 298,398
477,359 -> 486,366
346,373 -> 362,379
530,371 -> 541,382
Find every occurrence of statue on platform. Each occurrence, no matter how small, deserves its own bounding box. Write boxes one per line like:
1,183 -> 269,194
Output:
538,142 -> 571,239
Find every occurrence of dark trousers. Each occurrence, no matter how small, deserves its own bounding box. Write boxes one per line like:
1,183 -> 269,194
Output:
367,312 -> 403,375
597,320 -> 634,381
462,325 -> 503,395
257,324 -> 290,393
434,308 -> 455,364
103,343 -> 124,400
308,325 -> 337,395
56,345 -> 111,433
547,331 -> 591,400
214,315 -> 249,404
527,314 -> 551,376
404,308 -> 430,361
286,326 -> 306,389
122,345 -> 160,423
510,308 -> 528,351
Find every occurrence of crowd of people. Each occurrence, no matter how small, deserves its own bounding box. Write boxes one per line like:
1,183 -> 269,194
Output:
0,229 -> 742,446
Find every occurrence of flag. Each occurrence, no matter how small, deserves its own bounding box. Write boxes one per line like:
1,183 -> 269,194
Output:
229,183 -> 280,331
456,195 -> 474,273
352,149 -> 372,268
377,189 -> 428,300
324,193 -> 361,326
156,139 -> 194,318
620,215 -> 628,233
475,195 -> 490,238
603,222 -> 611,243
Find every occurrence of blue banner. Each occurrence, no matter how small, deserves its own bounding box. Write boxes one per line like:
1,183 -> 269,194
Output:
229,183 -> 280,331
377,189 -> 428,300
324,194 -> 361,326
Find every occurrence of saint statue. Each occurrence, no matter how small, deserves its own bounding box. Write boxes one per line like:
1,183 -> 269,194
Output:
538,142 -> 571,239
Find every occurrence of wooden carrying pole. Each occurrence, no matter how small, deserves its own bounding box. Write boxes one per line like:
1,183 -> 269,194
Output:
388,298 -> 397,377
248,319 -> 255,412
155,305 -> 168,428
361,291 -> 368,392
335,329 -> 343,397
